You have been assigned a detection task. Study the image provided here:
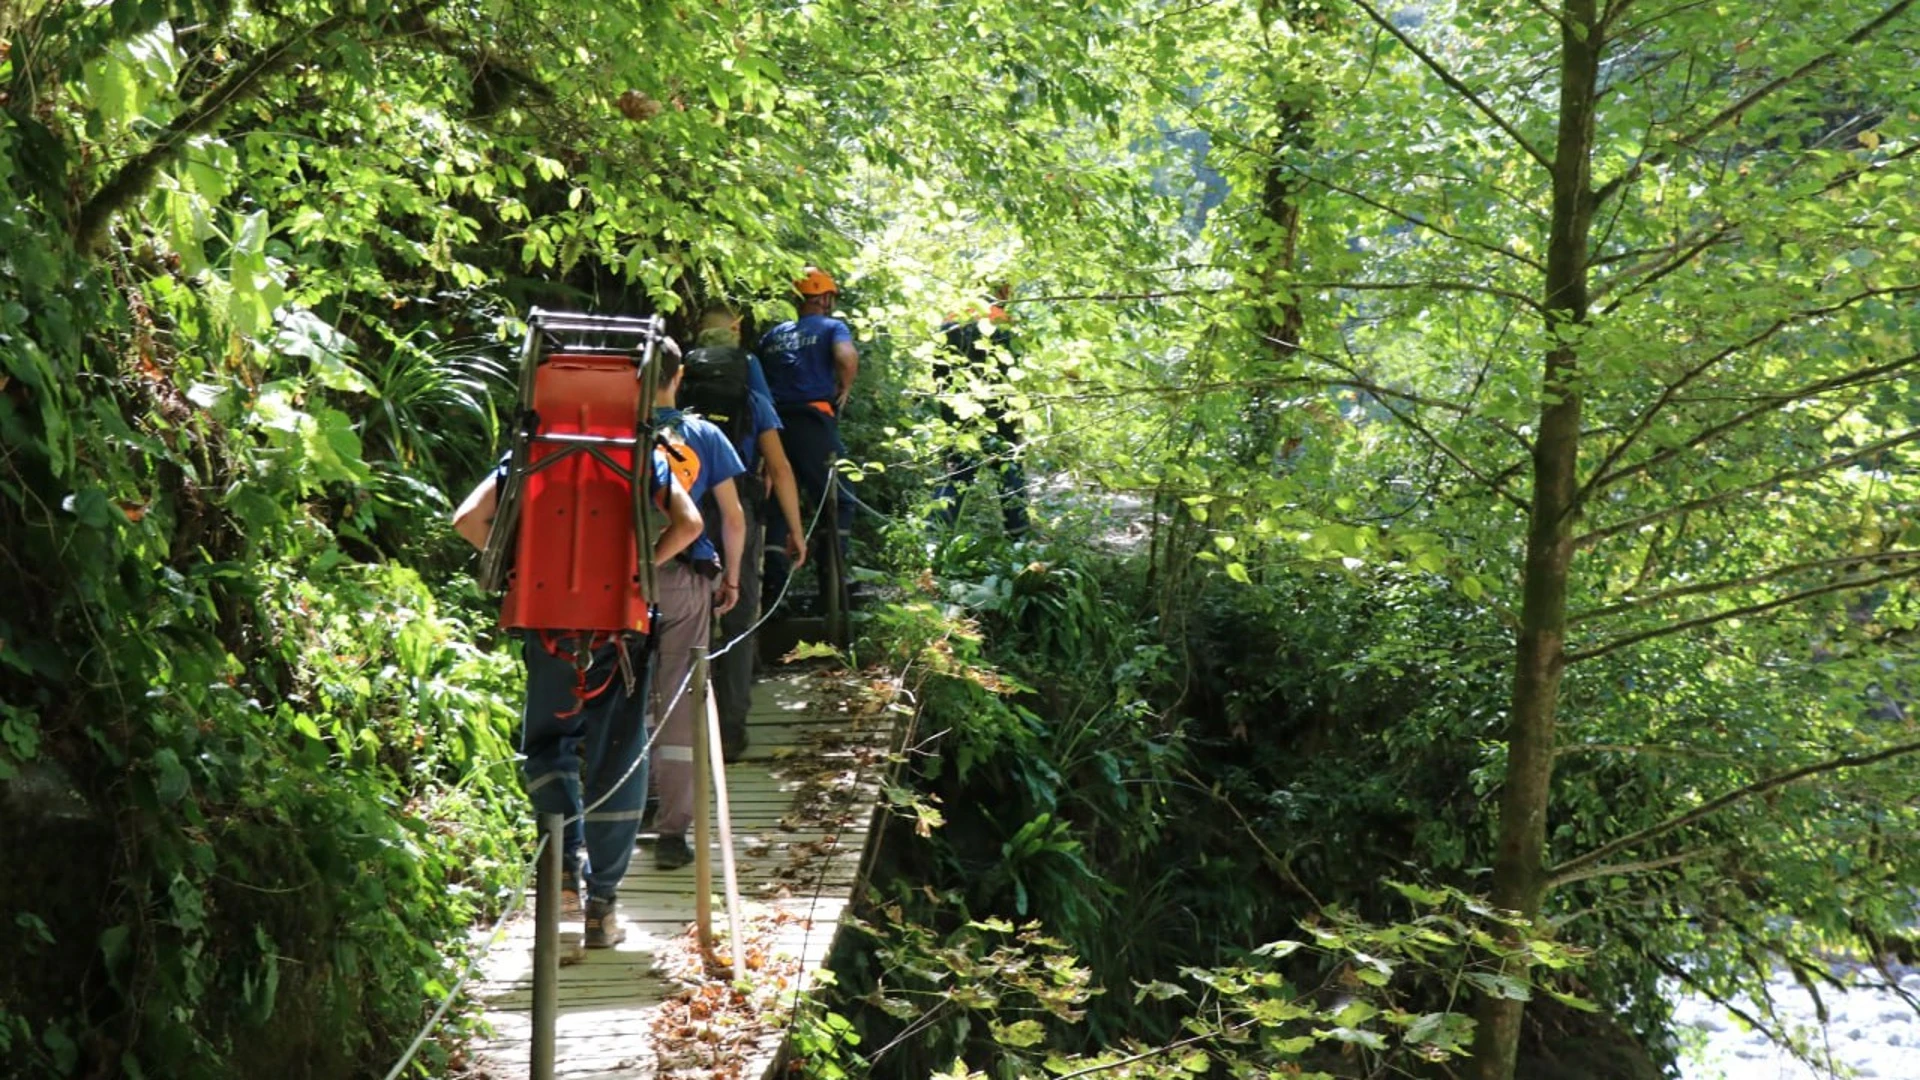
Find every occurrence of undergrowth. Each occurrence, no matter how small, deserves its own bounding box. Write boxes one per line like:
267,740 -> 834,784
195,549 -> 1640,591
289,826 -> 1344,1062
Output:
0,171 -> 525,1079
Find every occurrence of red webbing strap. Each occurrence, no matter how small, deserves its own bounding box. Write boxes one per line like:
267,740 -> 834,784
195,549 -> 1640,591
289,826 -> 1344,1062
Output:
538,630 -> 621,718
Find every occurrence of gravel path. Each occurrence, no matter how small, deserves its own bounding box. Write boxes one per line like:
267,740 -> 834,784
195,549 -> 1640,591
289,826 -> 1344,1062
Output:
1674,965 -> 1920,1079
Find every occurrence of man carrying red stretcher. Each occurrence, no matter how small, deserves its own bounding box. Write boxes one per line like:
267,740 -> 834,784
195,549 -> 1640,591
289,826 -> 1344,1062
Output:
452,311 -> 702,949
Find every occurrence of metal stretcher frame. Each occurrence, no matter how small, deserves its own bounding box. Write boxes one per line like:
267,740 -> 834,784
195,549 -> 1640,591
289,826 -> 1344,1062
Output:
480,308 -> 669,631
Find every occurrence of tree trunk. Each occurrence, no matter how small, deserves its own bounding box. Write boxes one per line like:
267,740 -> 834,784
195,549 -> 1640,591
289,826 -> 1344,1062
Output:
1470,2 -> 1602,1078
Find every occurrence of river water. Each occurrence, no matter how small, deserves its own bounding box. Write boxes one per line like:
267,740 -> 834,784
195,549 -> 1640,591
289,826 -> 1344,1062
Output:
1674,964 -> 1920,1079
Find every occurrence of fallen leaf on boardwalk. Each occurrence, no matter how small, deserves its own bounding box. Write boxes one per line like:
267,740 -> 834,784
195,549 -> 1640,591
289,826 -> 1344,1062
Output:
648,908 -> 813,1078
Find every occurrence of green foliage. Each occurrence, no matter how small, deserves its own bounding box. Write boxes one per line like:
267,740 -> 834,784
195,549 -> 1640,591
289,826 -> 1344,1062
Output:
0,29 -> 529,1073
9,0 -> 1918,1076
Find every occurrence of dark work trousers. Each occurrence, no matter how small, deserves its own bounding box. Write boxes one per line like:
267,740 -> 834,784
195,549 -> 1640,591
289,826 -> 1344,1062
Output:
713,488 -> 764,753
763,404 -> 856,604
518,632 -> 652,901
649,559 -> 713,841
933,422 -> 1029,536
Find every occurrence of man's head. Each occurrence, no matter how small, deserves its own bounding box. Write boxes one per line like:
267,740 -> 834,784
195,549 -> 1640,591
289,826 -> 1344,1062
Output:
794,266 -> 838,315
651,334 -> 684,402
696,305 -> 742,348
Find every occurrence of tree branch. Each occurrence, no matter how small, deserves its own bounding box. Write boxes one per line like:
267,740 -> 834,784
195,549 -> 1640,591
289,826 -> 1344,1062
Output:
1570,550 -> 1920,622
1283,164 -> 1546,270
1323,339 -> 1532,512
72,12 -> 358,249
1593,223 -> 1739,308
1346,0 -> 1555,171
1581,427 -> 1920,548
1023,279 -> 1547,313
1546,736 -> 1920,887
1564,564 -> 1920,664
1578,285 -> 1920,503
1590,344 -> 1920,492
1015,289 -> 1205,304
1597,143 -> 1920,309
1555,742 -> 1751,760
1548,847 -> 1719,889
1593,0 -> 1918,206
1299,279 -> 1549,313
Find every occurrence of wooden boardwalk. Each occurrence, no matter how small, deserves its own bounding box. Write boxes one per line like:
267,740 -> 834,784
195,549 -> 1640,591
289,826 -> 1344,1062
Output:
465,667 -> 889,1080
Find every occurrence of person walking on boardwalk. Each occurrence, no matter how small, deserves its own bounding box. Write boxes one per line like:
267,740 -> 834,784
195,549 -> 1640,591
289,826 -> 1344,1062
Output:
756,266 -> 858,604
681,305 -> 807,762
647,337 -> 749,870
932,285 -> 1029,536
452,431 -> 704,948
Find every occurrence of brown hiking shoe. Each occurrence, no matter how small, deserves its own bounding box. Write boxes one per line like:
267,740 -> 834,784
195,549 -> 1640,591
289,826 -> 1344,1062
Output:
584,896 -> 626,949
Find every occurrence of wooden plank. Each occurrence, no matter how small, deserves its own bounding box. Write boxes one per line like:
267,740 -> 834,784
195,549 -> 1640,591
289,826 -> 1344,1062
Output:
466,668 -> 889,1080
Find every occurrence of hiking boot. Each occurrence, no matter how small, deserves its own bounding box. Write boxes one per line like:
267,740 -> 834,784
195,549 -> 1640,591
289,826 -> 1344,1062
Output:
655,834 -> 694,870
721,727 -> 750,764
583,897 -> 625,949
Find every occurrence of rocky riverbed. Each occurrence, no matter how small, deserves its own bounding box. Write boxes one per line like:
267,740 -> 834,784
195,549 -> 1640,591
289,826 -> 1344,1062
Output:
1674,964 -> 1920,1079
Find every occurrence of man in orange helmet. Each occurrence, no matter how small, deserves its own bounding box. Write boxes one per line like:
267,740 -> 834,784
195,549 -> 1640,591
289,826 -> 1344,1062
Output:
756,267 -> 859,603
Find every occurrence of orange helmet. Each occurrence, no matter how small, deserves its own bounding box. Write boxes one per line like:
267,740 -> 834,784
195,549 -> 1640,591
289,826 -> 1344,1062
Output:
794,267 -> 838,296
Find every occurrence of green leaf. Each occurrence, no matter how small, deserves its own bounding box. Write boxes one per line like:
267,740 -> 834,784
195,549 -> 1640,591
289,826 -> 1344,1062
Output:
100,924 -> 132,970
275,311 -> 371,394
991,1018 -> 1047,1048
151,748 -> 190,804
1463,971 -> 1531,1001
1133,979 -> 1189,1003
1316,1025 -> 1387,1050
783,640 -> 842,662
1334,999 -> 1378,1027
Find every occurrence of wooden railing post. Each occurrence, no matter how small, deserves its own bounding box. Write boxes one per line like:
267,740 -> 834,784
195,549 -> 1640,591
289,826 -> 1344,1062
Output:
693,646 -> 714,951
531,813 -> 562,1080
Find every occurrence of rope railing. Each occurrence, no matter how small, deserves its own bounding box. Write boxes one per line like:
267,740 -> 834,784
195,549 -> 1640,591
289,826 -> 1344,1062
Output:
379,832 -> 549,1080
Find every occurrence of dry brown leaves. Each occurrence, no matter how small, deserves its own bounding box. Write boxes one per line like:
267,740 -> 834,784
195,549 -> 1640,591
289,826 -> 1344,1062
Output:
646,909 -> 814,1078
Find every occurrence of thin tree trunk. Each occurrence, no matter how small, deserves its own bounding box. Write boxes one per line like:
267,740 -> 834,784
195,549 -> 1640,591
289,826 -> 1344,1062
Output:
1469,1 -> 1602,1077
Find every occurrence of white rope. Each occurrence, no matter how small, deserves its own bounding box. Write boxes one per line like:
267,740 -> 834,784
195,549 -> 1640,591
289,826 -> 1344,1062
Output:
710,467 -> 836,661
381,832 -> 549,1080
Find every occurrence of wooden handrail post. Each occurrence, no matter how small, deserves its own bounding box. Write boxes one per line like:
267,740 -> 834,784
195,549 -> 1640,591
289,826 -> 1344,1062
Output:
706,678 -> 748,978
692,646 -> 713,952
531,813 -> 562,1080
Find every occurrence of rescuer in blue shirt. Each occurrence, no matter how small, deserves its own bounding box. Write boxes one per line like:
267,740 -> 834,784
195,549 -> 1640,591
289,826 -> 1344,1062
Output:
756,267 -> 858,605
682,306 -> 808,761
649,340 -> 747,870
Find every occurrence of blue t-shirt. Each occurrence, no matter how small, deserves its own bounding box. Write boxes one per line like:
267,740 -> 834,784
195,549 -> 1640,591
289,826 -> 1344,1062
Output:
757,314 -> 852,407
654,407 -> 746,564
738,388 -> 781,468
726,355 -> 782,469
746,352 -> 773,402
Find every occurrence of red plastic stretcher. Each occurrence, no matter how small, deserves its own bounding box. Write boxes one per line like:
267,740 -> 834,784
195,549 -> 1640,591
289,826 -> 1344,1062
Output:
481,312 -> 669,633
